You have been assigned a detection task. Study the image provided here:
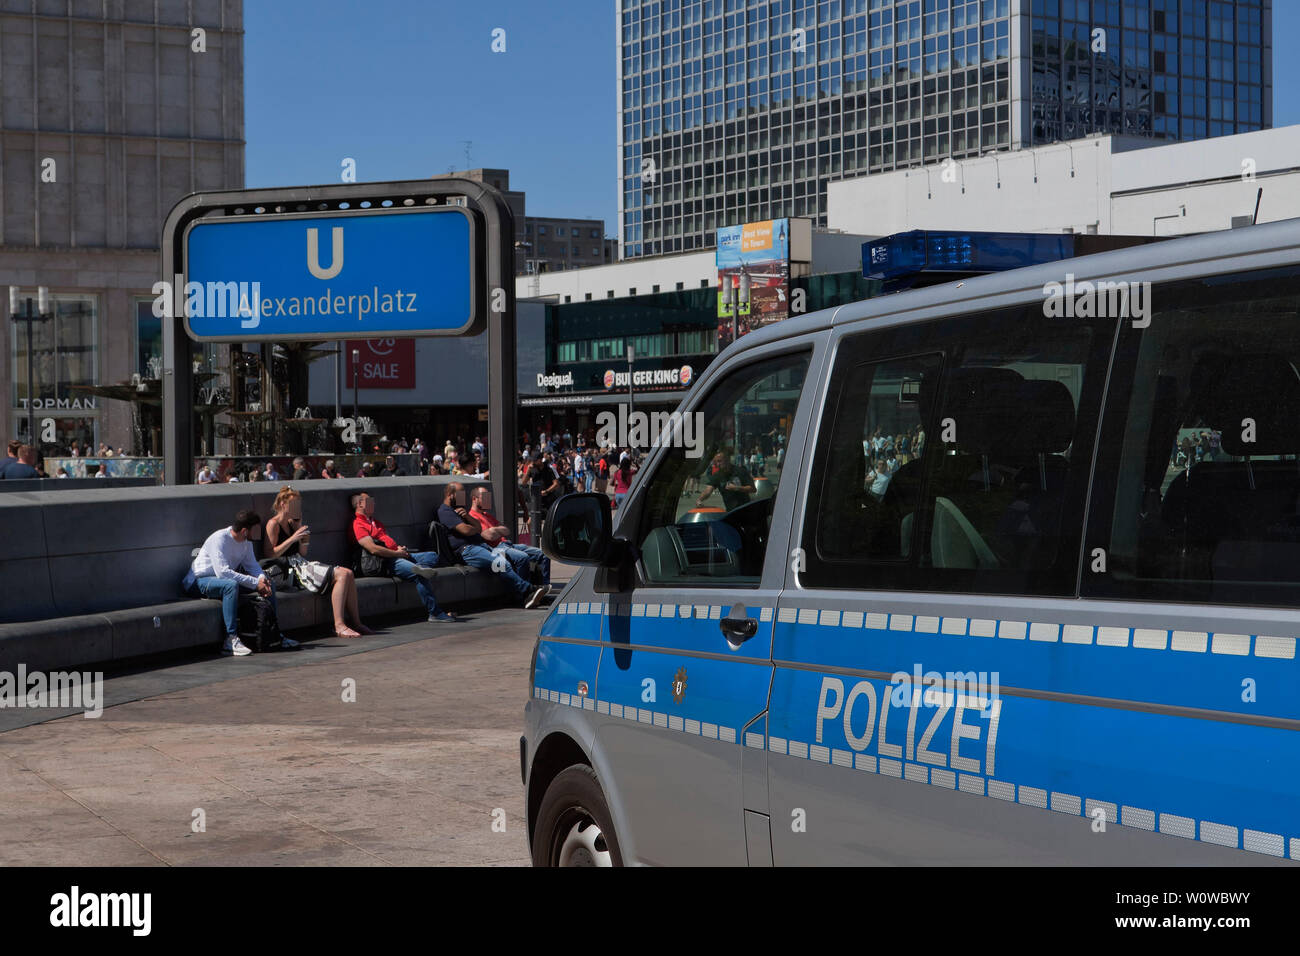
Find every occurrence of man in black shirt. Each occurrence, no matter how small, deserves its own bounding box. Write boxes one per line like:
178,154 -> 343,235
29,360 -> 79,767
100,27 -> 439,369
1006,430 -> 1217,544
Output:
526,452 -> 560,543
437,482 -> 546,608
695,448 -> 755,511
2,444 -> 39,480
0,439 -> 21,479
380,455 -> 406,477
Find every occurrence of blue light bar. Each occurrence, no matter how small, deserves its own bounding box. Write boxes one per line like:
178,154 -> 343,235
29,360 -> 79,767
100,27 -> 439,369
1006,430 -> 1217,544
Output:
863,230 -> 1078,281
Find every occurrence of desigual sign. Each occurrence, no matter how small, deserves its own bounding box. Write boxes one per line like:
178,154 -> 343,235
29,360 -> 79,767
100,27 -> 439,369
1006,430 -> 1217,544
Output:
537,372 -> 575,388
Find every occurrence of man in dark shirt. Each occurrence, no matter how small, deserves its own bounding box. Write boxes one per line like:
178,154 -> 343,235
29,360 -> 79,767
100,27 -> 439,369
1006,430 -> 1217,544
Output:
291,457 -> 310,480
3,445 -> 39,480
695,448 -> 755,511
0,439 -> 21,479
438,482 -> 546,609
380,455 -> 406,477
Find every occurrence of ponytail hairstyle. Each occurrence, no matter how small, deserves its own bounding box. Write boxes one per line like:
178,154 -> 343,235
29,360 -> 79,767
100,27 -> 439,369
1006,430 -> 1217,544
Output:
272,483 -> 300,514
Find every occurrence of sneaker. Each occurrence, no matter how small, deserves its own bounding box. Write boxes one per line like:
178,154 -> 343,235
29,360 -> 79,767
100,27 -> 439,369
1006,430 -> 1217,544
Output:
280,636 -> 299,649
222,635 -> 252,657
411,564 -> 441,580
524,585 -> 548,609
428,611 -> 458,623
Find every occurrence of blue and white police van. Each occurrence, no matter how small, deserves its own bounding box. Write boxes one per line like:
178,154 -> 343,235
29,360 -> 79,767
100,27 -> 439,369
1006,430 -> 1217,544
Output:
521,219 -> 1300,866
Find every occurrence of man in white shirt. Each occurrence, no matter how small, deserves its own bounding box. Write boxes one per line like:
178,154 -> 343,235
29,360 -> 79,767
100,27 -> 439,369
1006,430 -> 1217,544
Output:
181,510 -> 298,656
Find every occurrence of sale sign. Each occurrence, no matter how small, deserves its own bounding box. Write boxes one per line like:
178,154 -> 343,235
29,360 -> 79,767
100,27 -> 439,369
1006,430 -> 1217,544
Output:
346,338 -> 415,389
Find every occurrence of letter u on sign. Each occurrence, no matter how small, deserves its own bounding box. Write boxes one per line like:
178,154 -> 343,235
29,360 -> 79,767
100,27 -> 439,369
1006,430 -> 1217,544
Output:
307,227 -> 344,280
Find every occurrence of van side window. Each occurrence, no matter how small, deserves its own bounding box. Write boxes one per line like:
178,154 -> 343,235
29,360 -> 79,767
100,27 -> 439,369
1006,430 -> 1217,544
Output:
814,354 -> 942,565
635,351 -> 810,586
1085,265 -> 1300,606
802,307 -> 1114,595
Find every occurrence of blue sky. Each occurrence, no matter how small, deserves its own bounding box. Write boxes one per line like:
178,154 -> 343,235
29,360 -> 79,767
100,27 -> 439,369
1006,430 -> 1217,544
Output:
246,1 -> 1299,235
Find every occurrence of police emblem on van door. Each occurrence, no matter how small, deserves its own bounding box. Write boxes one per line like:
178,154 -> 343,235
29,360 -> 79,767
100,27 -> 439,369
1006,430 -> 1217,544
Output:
672,668 -> 688,704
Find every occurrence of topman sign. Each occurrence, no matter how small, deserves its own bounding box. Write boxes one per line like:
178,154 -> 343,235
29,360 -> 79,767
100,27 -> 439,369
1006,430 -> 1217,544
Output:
167,206 -> 480,342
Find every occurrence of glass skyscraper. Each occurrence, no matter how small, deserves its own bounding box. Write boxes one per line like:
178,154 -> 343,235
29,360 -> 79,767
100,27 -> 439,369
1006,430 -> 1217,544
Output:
616,0 -> 1272,259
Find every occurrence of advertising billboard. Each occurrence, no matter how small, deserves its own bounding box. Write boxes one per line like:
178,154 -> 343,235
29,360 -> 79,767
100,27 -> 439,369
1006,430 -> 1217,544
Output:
716,218 -> 791,349
345,338 -> 416,389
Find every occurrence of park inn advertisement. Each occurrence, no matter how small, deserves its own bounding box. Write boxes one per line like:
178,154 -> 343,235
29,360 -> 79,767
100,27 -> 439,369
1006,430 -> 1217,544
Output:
716,218 -> 791,349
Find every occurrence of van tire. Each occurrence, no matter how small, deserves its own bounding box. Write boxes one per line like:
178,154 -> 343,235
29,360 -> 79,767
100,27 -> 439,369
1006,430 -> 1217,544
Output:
532,765 -> 623,867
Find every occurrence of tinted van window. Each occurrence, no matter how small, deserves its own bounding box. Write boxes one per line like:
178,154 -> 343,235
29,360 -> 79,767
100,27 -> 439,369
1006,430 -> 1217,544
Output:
803,305 -> 1115,595
1085,266 -> 1300,606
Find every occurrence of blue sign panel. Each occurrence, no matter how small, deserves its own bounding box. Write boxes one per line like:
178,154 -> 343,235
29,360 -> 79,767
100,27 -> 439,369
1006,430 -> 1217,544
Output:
182,207 -> 477,341
863,229 -> 1076,281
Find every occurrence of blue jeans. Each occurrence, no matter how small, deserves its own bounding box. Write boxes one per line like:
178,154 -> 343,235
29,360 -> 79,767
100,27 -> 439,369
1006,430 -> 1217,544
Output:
584,473 -> 594,492
496,542 -> 550,585
185,575 -> 278,637
460,543 -> 533,597
391,550 -> 444,616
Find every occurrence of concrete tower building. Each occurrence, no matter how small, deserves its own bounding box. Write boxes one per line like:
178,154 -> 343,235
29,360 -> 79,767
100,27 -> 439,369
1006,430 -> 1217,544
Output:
0,0 -> 244,454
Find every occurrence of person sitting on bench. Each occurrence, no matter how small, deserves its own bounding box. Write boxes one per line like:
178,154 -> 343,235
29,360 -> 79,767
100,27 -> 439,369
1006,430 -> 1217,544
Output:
182,509 -> 299,657
468,485 -> 551,590
351,491 -> 457,624
265,484 -> 374,639
437,482 -> 547,609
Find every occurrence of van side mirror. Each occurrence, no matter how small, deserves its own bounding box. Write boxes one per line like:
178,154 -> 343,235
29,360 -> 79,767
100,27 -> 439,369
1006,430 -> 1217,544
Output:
542,493 -> 614,565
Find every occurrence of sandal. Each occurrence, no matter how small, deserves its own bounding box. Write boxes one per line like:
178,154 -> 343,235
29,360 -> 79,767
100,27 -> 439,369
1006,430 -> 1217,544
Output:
334,626 -> 362,639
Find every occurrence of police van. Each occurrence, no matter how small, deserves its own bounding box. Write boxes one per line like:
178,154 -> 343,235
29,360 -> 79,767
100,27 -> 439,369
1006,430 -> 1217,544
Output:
522,218 -> 1300,866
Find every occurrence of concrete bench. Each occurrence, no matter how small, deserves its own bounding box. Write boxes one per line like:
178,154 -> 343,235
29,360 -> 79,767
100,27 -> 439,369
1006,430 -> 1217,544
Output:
0,476 -> 512,672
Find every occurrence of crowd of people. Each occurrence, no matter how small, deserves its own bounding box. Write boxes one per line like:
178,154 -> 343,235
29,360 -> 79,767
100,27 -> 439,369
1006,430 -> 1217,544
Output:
861,425 -> 926,499
1173,429 -> 1222,468
181,479 -> 554,657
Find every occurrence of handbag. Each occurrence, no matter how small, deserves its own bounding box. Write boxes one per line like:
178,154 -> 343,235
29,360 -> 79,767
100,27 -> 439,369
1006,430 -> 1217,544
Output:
288,555 -> 332,593
262,556 -> 292,591
355,550 -> 388,578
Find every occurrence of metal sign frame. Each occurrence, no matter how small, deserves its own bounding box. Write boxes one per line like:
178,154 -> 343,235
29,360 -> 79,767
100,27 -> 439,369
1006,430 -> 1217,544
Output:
160,178 -> 517,522
179,204 -> 481,342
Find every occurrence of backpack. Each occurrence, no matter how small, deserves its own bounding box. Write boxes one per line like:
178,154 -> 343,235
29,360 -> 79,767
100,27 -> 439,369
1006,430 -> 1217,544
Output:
236,594 -> 282,652
427,520 -> 465,566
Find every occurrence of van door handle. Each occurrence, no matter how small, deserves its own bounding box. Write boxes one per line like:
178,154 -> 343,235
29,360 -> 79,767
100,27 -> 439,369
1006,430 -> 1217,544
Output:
720,604 -> 758,644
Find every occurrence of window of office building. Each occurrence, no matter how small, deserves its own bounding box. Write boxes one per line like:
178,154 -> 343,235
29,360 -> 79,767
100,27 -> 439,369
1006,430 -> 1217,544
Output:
10,293 -> 98,448
135,298 -> 163,380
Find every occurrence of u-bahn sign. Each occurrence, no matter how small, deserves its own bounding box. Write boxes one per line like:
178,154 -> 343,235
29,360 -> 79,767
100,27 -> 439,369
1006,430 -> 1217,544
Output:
168,205 -> 480,342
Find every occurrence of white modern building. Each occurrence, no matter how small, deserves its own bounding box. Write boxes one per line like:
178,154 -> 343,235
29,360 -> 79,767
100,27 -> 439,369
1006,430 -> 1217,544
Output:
827,125 -> 1300,239
516,226 -> 869,304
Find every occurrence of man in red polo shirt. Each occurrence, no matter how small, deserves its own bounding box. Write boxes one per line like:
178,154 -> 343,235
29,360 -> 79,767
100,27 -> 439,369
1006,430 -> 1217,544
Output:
469,486 -> 550,590
351,491 -> 456,623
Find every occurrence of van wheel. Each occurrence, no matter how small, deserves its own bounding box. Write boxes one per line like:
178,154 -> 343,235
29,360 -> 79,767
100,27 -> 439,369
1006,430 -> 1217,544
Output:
533,765 -> 622,867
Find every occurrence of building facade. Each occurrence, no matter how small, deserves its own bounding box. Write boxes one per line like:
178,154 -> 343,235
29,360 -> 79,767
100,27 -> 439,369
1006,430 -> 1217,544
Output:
616,0 -> 1272,259
827,126 -> 1300,237
431,168 -> 618,276
0,0 -> 244,455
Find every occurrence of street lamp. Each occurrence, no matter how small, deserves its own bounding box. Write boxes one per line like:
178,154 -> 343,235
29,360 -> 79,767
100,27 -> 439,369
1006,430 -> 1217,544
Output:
626,342 -> 635,451
9,286 -> 53,450
351,348 -> 360,448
